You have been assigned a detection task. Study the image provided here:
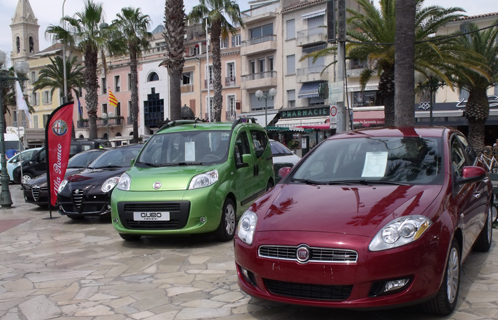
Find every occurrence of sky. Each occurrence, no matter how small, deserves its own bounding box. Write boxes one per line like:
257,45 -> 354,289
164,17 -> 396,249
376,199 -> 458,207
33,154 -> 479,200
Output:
0,0 -> 497,66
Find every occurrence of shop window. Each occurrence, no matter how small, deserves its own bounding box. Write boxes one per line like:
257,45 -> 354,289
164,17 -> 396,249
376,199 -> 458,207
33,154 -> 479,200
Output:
352,90 -> 380,107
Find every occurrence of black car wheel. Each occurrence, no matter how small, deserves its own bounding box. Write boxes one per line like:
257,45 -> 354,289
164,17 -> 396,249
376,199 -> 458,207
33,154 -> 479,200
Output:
423,239 -> 460,315
214,198 -> 236,241
119,234 -> 141,241
474,206 -> 493,252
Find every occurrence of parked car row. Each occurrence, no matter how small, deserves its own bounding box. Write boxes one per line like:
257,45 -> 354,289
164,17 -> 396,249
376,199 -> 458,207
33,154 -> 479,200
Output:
21,123 -> 493,316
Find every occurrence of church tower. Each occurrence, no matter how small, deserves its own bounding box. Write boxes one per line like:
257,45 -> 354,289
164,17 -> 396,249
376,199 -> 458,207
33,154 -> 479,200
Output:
10,0 -> 40,63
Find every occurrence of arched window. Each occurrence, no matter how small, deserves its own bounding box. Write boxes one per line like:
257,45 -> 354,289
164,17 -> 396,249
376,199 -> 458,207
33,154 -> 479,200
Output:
79,134 -> 84,139
29,37 -> 34,53
148,72 -> 159,82
16,37 -> 20,53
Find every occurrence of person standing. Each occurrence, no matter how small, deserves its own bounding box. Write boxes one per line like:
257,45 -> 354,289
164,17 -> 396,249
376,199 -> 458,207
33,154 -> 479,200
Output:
5,148 -> 16,160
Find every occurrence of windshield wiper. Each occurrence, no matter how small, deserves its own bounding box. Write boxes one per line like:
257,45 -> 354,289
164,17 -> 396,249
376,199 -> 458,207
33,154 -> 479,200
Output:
291,178 -> 325,185
326,179 -> 410,186
137,162 -> 161,167
91,165 -> 122,169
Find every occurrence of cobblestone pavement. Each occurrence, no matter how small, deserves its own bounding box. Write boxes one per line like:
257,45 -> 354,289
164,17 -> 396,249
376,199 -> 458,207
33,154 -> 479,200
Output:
0,186 -> 497,320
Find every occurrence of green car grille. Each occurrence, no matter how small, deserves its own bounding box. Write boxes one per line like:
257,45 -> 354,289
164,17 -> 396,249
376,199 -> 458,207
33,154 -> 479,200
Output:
118,201 -> 190,230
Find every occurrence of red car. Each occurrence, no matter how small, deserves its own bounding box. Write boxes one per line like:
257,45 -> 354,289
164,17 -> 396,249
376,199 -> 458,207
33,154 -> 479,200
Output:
234,127 -> 492,315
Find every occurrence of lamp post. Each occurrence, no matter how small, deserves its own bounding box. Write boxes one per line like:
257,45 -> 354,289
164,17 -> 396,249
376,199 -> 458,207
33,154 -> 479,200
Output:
255,88 -> 277,131
0,51 -> 29,207
417,73 -> 445,126
101,111 -> 114,141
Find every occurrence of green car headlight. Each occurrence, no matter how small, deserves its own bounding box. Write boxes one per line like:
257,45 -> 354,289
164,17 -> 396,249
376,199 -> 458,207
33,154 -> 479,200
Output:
117,173 -> 131,191
237,210 -> 257,245
58,179 -> 68,194
102,177 -> 120,193
189,170 -> 218,189
369,215 -> 432,251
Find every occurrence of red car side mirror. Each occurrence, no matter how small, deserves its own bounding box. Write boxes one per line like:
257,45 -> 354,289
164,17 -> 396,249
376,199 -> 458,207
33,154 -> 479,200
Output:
278,167 -> 292,178
457,166 -> 486,185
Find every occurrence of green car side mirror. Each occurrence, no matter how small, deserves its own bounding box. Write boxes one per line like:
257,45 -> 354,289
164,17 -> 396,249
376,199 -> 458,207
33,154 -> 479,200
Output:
242,154 -> 253,167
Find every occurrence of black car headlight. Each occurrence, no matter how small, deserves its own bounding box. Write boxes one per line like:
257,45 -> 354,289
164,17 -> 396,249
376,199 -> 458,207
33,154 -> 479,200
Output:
102,177 -> 120,193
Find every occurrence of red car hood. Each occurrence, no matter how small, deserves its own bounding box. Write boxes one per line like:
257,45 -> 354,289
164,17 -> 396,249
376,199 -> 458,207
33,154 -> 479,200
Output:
254,183 -> 443,237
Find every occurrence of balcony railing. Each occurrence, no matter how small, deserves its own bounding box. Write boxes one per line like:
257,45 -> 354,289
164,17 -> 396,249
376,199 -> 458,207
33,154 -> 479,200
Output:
77,120 -> 89,128
204,79 -> 214,89
225,76 -> 236,87
296,66 -> 328,83
296,28 -> 327,46
226,110 -> 237,121
242,35 -> 276,46
181,84 -> 194,93
241,71 -> 277,82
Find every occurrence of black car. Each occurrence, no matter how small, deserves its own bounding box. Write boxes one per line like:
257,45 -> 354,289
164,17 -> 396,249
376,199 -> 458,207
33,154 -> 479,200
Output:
13,138 -> 112,184
57,144 -> 143,220
23,149 -> 107,207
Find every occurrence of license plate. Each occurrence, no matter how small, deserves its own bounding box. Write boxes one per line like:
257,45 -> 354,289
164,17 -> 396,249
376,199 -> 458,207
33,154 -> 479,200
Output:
133,212 -> 170,221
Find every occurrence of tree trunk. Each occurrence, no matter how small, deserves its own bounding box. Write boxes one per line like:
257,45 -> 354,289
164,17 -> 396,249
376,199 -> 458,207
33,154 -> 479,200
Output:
465,87 -> 489,151
394,0 -> 416,127
379,66 -> 395,127
211,21 -> 223,122
163,0 -> 185,121
84,46 -> 99,139
169,68 -> 182,120
130,51 -> 139,143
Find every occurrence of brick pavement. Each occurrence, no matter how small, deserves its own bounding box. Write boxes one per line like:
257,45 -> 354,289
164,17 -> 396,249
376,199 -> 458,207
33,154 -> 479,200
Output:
0,185 -> 497,320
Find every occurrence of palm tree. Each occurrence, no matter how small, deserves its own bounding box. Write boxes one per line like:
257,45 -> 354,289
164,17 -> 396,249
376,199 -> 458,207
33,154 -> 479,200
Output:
46,0 -> 109,139
163,0 -> 186,121
188,0 -> 244,122
346,0 -> 466,126
1,67 -> 35,126
112,7 -> 152,143
445,22 -> 498,150
32,56 -> 84,103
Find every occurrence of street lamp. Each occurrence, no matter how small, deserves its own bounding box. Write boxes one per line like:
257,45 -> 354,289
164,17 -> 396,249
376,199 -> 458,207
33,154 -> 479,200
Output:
255,88 -> 277,130
416,72 -> 445,126
0,50 -> 29,207
101,111 -> 114,141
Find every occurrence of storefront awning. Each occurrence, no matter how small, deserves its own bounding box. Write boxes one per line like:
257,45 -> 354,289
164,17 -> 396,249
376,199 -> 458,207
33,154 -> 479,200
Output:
297,123 -> 335,130
302,9 -> 326,20
244,113 -> 278,127
276,117 -> 329,127
352,110 -> 385,126
298,82 -> 322,99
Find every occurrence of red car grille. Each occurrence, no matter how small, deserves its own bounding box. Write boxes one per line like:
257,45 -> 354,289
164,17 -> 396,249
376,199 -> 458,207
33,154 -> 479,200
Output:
258,245 -> 358,263
264,279 -> 353,301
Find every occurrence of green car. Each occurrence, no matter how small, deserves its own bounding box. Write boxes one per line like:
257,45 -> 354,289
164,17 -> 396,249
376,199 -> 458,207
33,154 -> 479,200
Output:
111,119 -> 275,241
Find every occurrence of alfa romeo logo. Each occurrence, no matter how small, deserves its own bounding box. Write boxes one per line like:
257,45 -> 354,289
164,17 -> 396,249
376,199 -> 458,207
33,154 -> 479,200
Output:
153,181 -> 162,189
52,120 -> 68,136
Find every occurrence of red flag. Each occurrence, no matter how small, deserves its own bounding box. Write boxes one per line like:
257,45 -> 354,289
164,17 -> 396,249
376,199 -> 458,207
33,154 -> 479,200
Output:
46,102 -> 74,206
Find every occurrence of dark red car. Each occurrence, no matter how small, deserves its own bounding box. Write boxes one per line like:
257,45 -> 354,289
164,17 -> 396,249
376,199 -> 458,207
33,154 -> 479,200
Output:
234,127 -> 492,315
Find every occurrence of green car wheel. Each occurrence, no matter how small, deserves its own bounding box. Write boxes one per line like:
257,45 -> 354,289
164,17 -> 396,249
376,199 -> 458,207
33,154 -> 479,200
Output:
215,198 -> 236,242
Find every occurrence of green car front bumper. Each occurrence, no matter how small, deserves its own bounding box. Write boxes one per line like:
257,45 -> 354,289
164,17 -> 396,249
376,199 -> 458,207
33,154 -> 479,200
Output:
111,185 -> 226,236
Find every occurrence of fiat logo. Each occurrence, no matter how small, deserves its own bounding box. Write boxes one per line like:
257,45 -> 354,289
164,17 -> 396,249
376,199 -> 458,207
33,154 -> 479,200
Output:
296,245 -> 310,263
153,181 -> 162,189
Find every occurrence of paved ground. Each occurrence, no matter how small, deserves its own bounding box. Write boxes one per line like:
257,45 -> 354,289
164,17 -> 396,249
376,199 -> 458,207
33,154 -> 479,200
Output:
0,186 -> 497,320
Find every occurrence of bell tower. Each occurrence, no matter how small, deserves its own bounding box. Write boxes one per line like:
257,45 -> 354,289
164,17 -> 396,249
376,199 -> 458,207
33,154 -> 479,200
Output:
10,0 -> 40,63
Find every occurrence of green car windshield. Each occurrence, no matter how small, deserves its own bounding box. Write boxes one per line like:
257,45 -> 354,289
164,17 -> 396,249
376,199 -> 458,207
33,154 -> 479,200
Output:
136,130 -> 231,167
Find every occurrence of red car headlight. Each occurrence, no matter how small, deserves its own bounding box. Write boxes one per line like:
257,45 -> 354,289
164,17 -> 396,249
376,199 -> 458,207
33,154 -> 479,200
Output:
369,215 -> 432,251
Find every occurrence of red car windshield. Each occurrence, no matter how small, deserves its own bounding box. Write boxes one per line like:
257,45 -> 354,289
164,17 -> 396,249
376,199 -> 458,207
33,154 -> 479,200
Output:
291,137 -> 443,185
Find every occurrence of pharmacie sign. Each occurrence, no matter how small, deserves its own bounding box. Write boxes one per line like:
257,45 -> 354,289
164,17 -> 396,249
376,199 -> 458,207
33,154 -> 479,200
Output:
280,106 -> 330,119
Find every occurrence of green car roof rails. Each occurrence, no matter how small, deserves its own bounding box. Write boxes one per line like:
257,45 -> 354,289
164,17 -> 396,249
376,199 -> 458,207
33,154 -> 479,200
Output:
158,118 -> 207,132
231,117 -> 257,129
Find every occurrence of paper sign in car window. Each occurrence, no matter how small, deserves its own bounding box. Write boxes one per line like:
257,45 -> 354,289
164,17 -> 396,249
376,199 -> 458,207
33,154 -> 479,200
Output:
185,141 -> 195,162
361,151 -> 388,178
